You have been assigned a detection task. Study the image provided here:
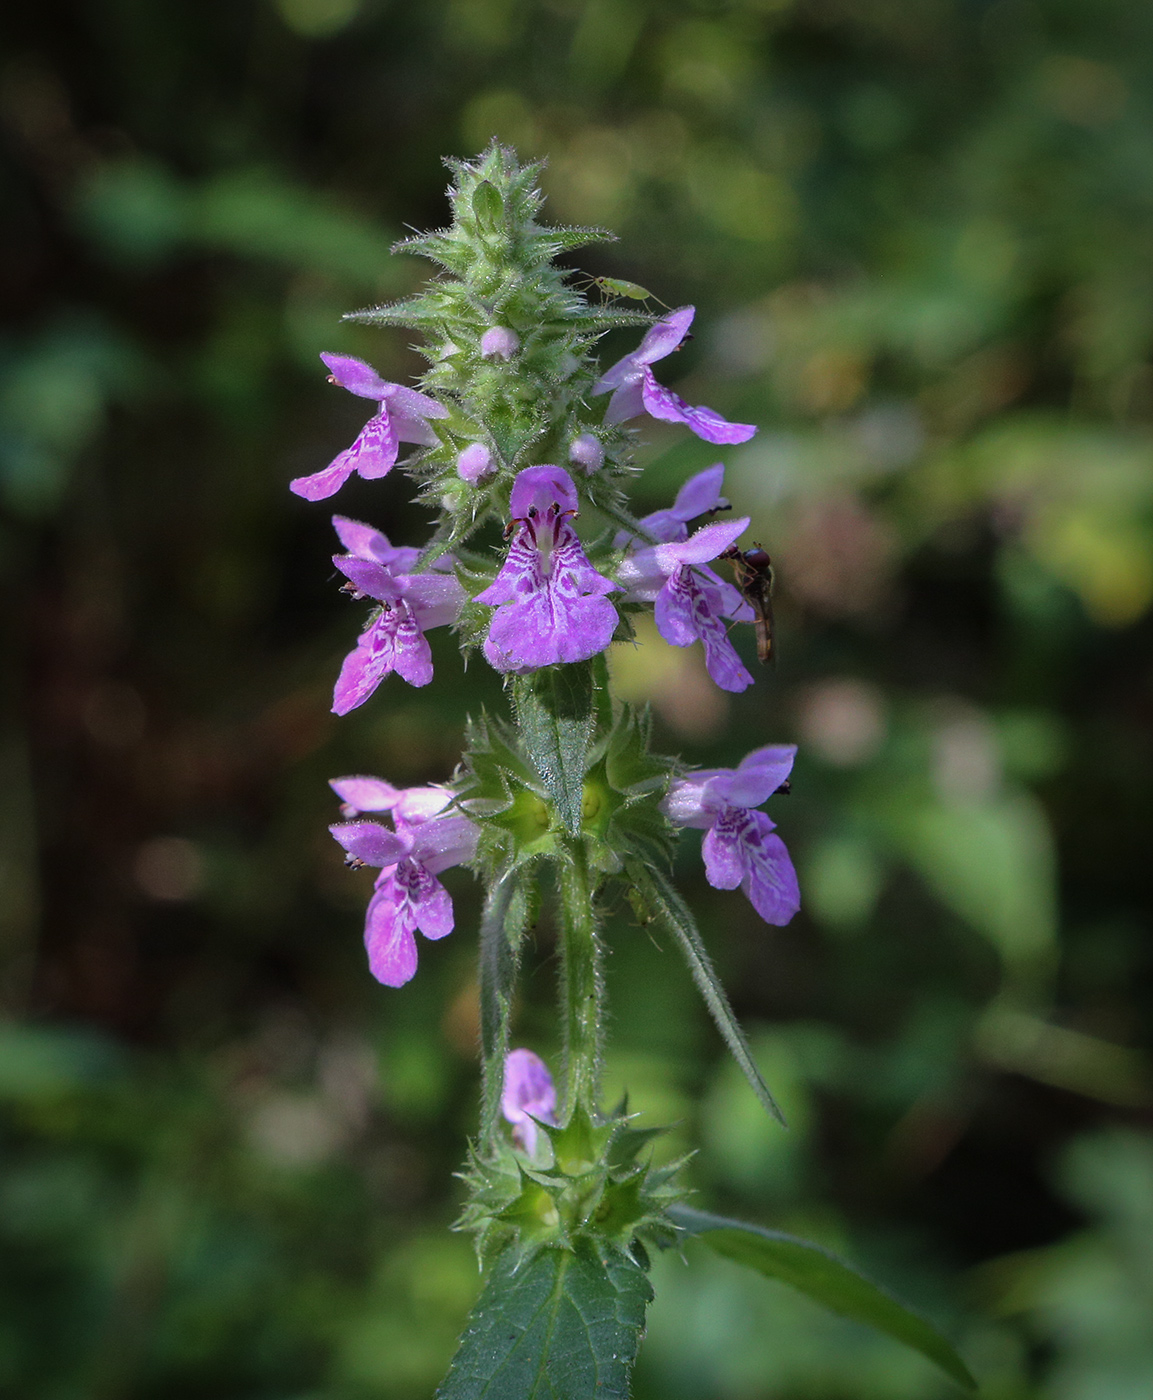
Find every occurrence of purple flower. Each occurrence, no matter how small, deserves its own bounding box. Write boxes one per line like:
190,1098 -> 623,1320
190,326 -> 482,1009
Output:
501,1048 -> 557,1155
591,307 -> 756,446
618,516 -> 756,693
661,745 -> 800,925
475,466 -> 618,673
290,354 -> 448,502
331,517 -> 465,713
330,780 -> 478,987
480,326 -> 520,360
457,442 -> 496,484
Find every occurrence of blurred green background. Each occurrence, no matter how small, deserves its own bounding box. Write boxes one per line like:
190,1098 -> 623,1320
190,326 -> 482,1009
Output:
2,1 -> 1153,1396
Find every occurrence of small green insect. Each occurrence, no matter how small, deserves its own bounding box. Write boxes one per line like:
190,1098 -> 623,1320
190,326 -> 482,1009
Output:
577,275 -> 670,310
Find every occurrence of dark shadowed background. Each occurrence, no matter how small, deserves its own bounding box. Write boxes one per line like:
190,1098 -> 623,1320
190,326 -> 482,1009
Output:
2,1 -> 1152,1396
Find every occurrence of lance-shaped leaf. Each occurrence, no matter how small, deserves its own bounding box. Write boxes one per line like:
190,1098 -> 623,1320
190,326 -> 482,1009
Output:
669,1206 -> 977,1392
478,864 -> 538,1146
625,858 -> 785,1125
437,1240 -> 652,1400
513,664 -> 595,835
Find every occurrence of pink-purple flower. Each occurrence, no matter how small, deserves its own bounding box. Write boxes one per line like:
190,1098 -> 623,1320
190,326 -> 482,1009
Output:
501,1048 -> 557,1155
661,745 -> 800,925
290,354 -> 448,502
591,308 -> 756,446
618,516 -> 756,693
329,777 -> 478,987
331,516 -> 465,713
475,465 -> 618,673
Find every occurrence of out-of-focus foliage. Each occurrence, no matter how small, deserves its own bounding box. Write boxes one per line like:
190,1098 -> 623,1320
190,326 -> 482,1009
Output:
1,0 -> 1151,1395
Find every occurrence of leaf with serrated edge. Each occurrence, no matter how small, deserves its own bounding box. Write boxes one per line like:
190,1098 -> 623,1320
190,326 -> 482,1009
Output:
669,1206 -> 977,1392
513,666 -> 594,836
437,1241 -> 651,1400
625,859 -> 785,1125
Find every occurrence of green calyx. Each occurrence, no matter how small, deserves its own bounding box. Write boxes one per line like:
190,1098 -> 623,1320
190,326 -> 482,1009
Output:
457,1104 -> 687,1270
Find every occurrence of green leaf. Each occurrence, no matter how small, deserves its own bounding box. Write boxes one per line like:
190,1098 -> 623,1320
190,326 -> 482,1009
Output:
626,859 -> 786,1126
513,665 -> 595,836
669,1206 -> 977,1392
437,1240 -> 652,1400
478,866 -> 537,1146
471,180 -> 504,231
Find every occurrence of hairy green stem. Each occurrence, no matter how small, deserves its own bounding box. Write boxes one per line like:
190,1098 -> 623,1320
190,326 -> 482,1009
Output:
557,842 -> 604,1119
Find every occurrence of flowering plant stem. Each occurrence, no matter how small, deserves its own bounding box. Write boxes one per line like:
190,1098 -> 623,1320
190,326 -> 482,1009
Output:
296,144 -> 976,1398
557,842 -> 604,1121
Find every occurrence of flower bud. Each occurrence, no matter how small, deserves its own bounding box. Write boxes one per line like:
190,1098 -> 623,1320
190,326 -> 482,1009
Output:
480,326 -> 520,361
456,442 -> 496,484
568,433 -> 604,475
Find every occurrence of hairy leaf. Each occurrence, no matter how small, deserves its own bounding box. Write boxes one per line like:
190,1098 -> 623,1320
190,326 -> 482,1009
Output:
627,860 -> 785,1125
437,1241 -> 652,1400
670,1206 -> 977,1391
513,665 -> 595,835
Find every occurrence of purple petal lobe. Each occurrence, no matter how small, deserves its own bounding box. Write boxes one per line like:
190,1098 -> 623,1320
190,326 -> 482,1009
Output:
329,820 -> 408,868
329,775 -> 402,813
364,880 -> 419,987
290,455 -> 356,501
592,306 -> 696,394
741,821 -> 800,925
654,517 -> 750,571
335,555 -> 401,602
702,812 -> 747,889
332,516 -> 420,572
699,622 -> 755,693
394,859 -> 454,940
509,465 -> 579,519
654,570 -> 699,647
332,614 -> 396,714
727,745 -> 798,808
390,608 -> 434,687
641,372 -> 757,445
320,352 -> 392,399
673,463 -> 726,521
344,412 -> 399,480
392,787 -> 455,826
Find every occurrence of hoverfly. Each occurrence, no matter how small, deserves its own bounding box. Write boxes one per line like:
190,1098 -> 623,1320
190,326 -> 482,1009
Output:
721,542 -> 776,666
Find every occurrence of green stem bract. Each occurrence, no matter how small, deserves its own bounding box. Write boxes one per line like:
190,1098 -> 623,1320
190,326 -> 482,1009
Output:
557,842 -> 604,1120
